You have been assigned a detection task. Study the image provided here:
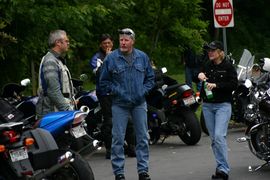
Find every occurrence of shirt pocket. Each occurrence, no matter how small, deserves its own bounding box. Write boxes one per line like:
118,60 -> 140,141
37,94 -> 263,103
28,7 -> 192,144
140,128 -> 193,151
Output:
216,70 -> 227,81
134,64 -> 145,80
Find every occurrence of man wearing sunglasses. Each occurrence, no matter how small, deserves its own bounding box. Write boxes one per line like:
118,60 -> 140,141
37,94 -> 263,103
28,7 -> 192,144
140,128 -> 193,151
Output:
100,28 -> 155,180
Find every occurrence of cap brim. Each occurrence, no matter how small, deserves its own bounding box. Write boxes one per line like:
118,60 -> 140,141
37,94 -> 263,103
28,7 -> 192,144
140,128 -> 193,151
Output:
204,44 -> 217,50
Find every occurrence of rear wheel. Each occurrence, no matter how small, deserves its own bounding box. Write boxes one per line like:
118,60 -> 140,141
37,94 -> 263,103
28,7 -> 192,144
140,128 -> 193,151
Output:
48,150 -> 94,180
200,111 -> 209,135
177,109 -> 201,145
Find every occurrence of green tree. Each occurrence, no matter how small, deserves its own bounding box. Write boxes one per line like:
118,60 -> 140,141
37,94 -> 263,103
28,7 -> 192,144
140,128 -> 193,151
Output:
0,0 -> 208,93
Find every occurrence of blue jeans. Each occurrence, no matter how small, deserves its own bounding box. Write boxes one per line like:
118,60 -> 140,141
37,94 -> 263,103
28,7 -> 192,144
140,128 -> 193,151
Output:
202,102 -> 231,174
185,66 -> 201,91
111,102 -> 149,175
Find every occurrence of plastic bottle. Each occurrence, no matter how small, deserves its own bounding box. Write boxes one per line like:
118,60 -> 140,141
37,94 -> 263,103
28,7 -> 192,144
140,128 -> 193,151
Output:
204,80 -> 213,100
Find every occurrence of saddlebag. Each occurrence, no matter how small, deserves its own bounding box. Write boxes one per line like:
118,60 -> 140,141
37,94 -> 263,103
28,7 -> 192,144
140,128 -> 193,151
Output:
23,128 -> 60,170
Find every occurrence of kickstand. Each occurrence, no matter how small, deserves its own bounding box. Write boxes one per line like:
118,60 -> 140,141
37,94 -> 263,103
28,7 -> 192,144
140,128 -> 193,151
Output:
253,161 -> 270,171
160,135 -> 168,144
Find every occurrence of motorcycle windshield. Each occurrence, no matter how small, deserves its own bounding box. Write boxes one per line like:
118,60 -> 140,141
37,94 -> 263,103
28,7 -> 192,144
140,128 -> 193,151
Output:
39,111 -> 79,136
237,49 -> 254,81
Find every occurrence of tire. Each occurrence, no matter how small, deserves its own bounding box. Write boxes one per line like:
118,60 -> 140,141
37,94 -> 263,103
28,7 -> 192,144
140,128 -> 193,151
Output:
177,108 -> 201,145
49,150 -> 95,180
200,111 -> 209,135
249,125 -> 270,161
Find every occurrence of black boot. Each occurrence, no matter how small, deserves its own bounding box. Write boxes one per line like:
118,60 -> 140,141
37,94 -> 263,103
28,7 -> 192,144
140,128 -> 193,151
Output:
138,172 -> 151,180
211,170 -> 229,180
115,174 -> 125,180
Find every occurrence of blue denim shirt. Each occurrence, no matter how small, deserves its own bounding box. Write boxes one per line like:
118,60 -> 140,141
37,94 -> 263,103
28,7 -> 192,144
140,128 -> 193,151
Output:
99,48 -> 155,106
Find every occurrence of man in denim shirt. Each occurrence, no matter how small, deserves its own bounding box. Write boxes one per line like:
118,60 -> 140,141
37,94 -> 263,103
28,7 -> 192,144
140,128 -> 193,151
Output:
99,28 -> 155,180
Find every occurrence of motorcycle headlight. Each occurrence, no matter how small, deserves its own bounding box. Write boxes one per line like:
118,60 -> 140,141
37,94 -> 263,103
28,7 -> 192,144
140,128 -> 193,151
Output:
247,104 -> 255,110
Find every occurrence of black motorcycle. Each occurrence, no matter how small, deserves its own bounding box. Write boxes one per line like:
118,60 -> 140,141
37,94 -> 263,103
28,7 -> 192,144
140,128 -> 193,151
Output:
236,76 -> 270,171
0,98 -> 95,180
146,67 -> 201,145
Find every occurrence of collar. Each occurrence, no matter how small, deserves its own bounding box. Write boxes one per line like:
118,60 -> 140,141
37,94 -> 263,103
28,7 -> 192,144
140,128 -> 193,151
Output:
49,49 -> 66,64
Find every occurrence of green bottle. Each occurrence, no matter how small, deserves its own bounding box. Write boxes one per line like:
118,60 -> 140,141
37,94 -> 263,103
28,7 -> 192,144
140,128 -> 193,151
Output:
204,81 -> 213,100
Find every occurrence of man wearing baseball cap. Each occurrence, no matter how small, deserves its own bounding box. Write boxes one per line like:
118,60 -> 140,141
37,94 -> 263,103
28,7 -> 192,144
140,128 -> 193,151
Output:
198,40 -> 238,180
99,28 -> 155,180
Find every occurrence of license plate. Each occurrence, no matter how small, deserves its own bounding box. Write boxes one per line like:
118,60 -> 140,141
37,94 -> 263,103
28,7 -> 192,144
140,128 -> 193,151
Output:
71,125 -> 87,138
183,96 -> 196,106
9,147 -> 28,162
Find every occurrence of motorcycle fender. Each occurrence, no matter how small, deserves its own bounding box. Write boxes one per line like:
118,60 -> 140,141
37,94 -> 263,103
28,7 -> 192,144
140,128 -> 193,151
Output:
245,122 -> 266,136
177,84 -> 191,94
23,128 -> 59,170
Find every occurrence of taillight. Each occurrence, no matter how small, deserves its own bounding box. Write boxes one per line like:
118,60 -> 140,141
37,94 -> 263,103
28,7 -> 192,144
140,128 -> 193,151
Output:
182,90 -> 193,98
24,138 -> 34,146
172,100 -> 178,105
0,145 -> 5,152
3,130 -> 19,143
73,112 -> 87,125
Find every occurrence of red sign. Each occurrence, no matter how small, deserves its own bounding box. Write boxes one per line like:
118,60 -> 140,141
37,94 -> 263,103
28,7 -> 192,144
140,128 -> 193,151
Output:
213,0 -> 234,28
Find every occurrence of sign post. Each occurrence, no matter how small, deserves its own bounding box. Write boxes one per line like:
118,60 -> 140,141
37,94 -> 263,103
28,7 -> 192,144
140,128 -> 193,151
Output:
213,0 -> 234,55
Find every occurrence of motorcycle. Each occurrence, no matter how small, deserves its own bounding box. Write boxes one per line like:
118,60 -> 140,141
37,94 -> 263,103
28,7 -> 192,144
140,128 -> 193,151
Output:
200,49 -> 255,135
72,76 -> 103,141
1,79 -> 102,156
237,57 -> 270,171
0,98 -> 95,180
146,67 -> 201,145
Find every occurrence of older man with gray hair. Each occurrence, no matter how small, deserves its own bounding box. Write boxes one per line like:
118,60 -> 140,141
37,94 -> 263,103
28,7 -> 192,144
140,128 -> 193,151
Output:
100,28 -> 155,180
36,29 -> 74,118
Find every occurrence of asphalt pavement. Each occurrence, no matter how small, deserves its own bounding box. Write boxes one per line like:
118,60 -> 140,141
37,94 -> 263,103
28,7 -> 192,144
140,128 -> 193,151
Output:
85,127 -> 270,180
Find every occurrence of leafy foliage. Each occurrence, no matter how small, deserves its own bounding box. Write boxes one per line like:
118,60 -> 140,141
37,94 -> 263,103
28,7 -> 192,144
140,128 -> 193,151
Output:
0,0 -> 209,93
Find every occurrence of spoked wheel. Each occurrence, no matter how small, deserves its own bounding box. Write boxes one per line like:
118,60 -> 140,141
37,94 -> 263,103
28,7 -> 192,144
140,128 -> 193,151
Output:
177,108 -> 201,145
200,111 -> 209,136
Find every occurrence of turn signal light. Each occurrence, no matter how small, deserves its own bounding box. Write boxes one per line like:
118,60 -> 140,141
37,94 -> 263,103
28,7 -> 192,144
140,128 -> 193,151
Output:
0,145 -> 5,152
24,138 -> 34,146
172,100 -> 178,105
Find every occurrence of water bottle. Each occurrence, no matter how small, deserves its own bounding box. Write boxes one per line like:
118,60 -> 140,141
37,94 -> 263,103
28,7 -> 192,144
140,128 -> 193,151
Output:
204,80 -> 213,100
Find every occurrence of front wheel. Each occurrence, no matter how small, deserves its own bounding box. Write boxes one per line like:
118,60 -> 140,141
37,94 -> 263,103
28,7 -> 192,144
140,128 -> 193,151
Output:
49,150 -> 94,180
249,124 -> 270,161
177,108 -> 201,145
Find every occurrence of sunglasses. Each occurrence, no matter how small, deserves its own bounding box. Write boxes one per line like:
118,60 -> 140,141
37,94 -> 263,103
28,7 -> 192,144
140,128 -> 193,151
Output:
118,30 -> 133,35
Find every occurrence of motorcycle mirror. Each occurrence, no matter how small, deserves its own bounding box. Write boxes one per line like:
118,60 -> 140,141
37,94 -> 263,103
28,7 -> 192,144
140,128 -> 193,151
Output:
79,74 -> 88,81
262,57 -> 270,72
20,78 -> 31,86
244,79 -> 252,88
161,67 -> 167,74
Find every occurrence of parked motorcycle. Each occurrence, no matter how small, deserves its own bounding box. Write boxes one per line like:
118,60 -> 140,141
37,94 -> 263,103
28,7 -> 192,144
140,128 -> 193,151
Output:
72,77 -> 103,140
237,57 -> 270,171
0,98 -> 95,180
146,67 -> 201,145
1,79 -> 102,156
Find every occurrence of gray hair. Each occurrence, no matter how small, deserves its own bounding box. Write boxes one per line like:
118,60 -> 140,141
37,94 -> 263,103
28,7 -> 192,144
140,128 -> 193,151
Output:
48,30 -> 66,48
